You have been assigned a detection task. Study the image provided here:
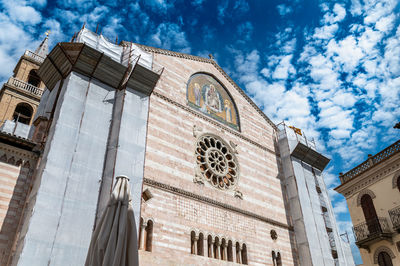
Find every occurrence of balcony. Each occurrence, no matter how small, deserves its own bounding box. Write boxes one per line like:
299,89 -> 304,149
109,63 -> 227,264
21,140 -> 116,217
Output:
6,77 -> 44,98
24,50 -> 45,63
353,217 -> 392,250
0,120 -> 30,139
389,206 -> 400,232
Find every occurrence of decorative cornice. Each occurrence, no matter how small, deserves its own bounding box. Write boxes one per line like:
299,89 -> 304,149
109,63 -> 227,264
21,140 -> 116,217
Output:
152,91 -> 277,156
339,140 -> 400,184
137,44 -> 277,131
337,161 -> 400,198
0,131 -> 38,152
0,144 -> 38,159
143,177 -> 292,231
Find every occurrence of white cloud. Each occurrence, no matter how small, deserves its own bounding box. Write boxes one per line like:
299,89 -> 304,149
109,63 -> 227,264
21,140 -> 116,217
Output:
191,0 -> 204,7
2,1 -> 42,25
237,21 -> 253,42
149,23 -> 191,53
277,4 -> 292,16
233,0 -> 250,14
0,13 -> 38,79
272,55 -> 295,80
313,24 -> 339,40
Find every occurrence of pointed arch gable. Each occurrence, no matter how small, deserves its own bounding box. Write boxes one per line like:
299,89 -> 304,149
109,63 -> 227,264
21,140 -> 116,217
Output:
374,246 -> 395,264
356,189 -> 376,206
187,72 -> 240,131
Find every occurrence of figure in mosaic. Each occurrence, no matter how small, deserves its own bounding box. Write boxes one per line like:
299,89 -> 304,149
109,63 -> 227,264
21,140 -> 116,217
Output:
224,99 -> 232,123
205,84 -> 221,112
194,82 -> 201,106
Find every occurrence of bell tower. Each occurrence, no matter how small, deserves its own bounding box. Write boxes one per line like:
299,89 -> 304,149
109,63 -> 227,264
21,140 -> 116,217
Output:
0,33 -> 48,136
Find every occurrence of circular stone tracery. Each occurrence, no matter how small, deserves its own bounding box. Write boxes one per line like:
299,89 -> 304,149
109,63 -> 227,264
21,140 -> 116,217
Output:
196,135 -> 238,190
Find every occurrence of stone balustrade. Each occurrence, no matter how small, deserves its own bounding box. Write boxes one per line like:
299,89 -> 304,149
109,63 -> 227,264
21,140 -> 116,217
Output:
24,50 -> 45,63
7,77 -> 44,97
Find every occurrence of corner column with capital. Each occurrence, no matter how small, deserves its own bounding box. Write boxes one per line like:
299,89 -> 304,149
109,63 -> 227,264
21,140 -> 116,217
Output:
139,220 -> 146,250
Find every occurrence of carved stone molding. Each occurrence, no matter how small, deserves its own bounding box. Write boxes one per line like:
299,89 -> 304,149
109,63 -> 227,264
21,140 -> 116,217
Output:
192,125 -> 203,138
373,246 -> 395,264
341,162 -> 400,198
143,177 -> 292,231
392,170 -> 400,189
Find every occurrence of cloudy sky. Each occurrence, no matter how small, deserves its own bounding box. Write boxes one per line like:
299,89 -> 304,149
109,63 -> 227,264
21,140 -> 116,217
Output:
1,0 -> 399,263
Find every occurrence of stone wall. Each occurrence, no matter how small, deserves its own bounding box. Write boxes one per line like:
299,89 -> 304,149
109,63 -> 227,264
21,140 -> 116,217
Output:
140,52 -> 295,265
0,143 -> 37,265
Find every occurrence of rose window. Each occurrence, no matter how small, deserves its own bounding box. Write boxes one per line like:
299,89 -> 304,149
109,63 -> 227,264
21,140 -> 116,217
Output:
196,135 -> 239,190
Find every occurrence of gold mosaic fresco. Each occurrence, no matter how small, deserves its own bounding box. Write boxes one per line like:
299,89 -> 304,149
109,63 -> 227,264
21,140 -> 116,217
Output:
187,73 -> 239,130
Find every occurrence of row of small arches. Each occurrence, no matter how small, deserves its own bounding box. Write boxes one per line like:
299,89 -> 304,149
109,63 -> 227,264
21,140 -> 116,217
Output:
0,154 -> 31,168
272,250 -> 282,266
190,230 -> 248,264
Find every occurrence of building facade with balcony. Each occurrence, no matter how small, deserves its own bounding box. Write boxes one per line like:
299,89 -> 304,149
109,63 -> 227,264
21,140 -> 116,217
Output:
0,36 -> 47,134
335,140 -> 400,266
0,36 -> 47,264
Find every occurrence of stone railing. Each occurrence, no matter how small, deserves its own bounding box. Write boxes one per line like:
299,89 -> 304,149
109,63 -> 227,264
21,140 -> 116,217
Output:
353,217 -> 391,243
340,140 -> 400,183
389,206 -> 400,231
7,77 -> 44,97
24,50 -> 45,63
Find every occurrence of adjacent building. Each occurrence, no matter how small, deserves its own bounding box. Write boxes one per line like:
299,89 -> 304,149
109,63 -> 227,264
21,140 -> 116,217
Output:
0,37 -> 48,265
0,27 -> 355,265
335,140 -> 400,266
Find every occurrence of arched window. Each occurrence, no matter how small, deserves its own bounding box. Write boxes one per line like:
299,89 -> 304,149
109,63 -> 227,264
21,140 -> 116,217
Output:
276,252 -> 282,266
219,238 -> 225,260
236,242 -> 241,263
197,233 -> 204,256
378,252 -> 393,266
227,240 -> 233,262
13,102 -> 33,124
397,177 -> 400,192
191,231 -> 196,254
207,235 -> 213,258
241,243 -> 248,265
360,194 -> 379,234
27,69 -> 40,87
214,237 -> 220,259
272,251 -> 276,266
145,220 -> 153,252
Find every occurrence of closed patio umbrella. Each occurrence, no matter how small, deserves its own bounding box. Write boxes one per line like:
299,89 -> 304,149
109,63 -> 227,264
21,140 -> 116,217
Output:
85,175 -> 138,266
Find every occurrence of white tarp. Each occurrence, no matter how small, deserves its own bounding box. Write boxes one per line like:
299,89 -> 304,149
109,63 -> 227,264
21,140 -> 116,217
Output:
76,27 -> 153,71
76,28 -> 123,63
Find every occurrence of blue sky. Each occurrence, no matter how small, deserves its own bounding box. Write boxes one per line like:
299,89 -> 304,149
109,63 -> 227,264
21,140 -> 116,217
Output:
1,0 -> 399,264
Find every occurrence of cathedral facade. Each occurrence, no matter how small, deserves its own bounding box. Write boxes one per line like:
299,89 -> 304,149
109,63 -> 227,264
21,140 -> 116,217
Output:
0,28 -> 355,265
137,46 -> 295,265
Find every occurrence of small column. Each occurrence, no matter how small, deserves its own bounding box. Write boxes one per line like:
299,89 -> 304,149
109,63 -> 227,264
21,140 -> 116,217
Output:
236,245 -> 242,264
193,235 -> 198,255
222,242 -> 227,261
139,220 -> 146,250
202,237 -> 207,256
210,240 -> 214,258
216,241 -> 221,259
